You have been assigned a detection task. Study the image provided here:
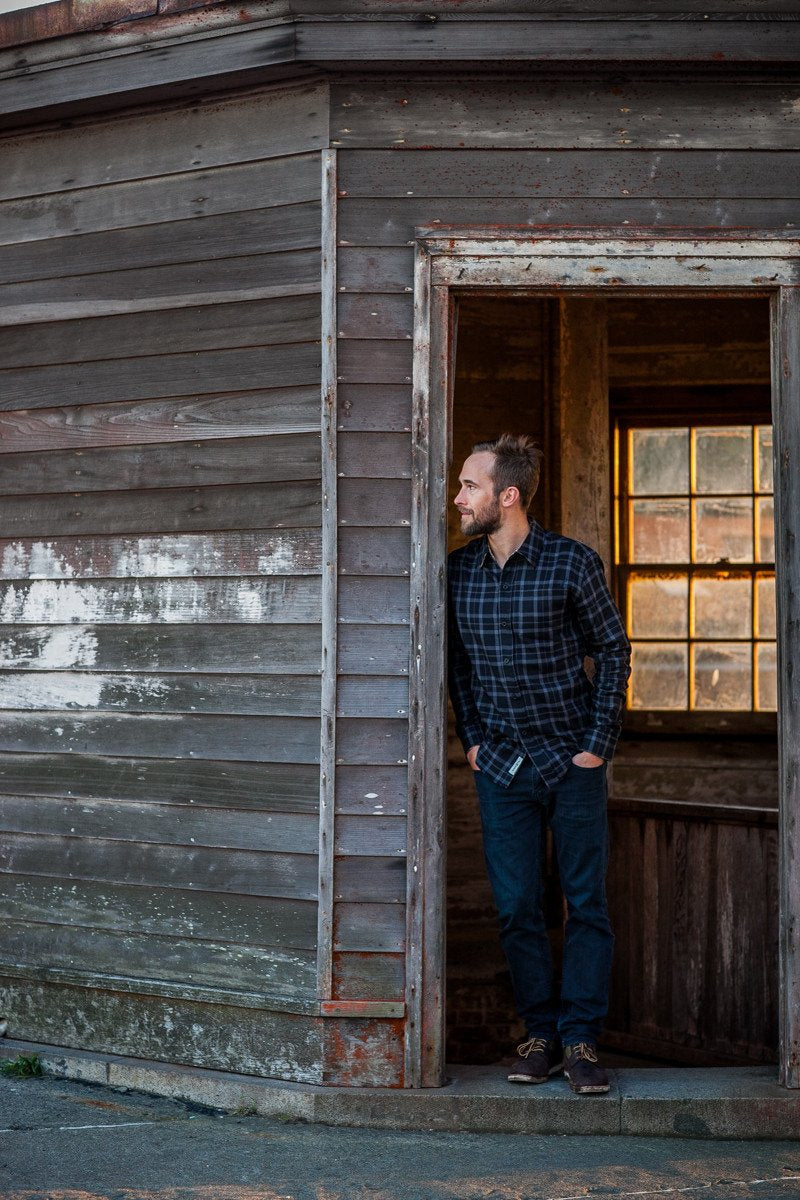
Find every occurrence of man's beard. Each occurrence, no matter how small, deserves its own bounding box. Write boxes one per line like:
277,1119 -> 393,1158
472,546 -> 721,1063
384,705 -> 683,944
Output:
460,496 -> 502,537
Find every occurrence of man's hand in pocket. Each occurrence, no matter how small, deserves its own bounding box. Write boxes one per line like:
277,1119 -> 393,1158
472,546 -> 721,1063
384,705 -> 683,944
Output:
467,745 -> 481,772
571,750 -> 605,768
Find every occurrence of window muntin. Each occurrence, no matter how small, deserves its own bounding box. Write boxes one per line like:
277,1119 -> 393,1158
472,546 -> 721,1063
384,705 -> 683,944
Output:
616,424 -> 776,713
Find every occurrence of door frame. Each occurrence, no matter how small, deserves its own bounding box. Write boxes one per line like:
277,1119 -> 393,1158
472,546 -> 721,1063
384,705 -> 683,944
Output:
405,230 -> 800,1088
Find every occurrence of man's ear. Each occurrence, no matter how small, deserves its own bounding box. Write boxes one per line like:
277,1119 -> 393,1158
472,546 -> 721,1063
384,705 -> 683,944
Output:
500,486 -> 520,509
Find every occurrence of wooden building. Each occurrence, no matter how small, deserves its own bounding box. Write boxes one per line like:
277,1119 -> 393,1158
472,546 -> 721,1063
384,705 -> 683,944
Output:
0,0 -> 799,1089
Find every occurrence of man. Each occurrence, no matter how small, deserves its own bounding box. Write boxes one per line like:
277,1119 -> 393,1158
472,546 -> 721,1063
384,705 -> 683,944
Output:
448,433 -> 631,1095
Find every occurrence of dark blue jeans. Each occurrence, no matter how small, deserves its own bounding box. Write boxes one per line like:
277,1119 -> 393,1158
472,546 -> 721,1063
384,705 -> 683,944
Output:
473,758 -> 613,1046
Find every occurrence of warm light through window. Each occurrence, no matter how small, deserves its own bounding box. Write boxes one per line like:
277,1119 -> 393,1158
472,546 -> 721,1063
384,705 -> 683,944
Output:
615,424 -> 776,712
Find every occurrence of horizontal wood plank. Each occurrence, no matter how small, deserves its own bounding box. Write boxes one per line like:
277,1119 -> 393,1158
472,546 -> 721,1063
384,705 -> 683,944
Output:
337,196 -> 800,248
339,478 -> 412,527
339,577 -> 410,625
0,919 -> 317,997
0,342 -> 321,412
338,384 -> 412,432
336,718 -> 408,766
338,432 -> 412,479
0,713 -> 322,764
0,623 -> 321,674
334,902 -> 405,952
0,433 -> 321,495
0,979 -> 324,1081
338,293 -> 413,339
610,346 -> 769,387
0,151 -> 322,245
0,576 -> 320,624
335,764 -> 408,816
0,531 -> 322,580
338,247 -> 413,294
0,387 -> 321,453
334,855 -> 406,903
339,149 -> 800,199
337,676 -> 408,718
0,296 -> 322,368
0,435 -> 321,502
335,814 -> 407,857
331,81 -> 800,151
613,765 -> 778,807
0,874 -> 318,949
338,340 -> 413,385
337,624 -> 409,676
2,832 -> 318,899
0,672 -> 406,720
0,753 -> 320,811
0,480 -> 320,538
339,527 -> 410,576
0,86 -> 326,201
0,386 -> 321,456
1,203 -> 321,283
0,671 -> 323,718
0,794 -> 319,854
0,249 -> 322,311
331,951 -> 405,1002
303,17 -> 800,65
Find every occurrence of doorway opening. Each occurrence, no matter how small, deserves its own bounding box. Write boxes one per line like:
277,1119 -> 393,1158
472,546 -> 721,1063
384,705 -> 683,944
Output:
445,293 -> 777,1070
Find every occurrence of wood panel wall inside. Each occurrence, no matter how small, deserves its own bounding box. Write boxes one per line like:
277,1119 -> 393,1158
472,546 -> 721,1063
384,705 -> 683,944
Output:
0,80 -> 336,1080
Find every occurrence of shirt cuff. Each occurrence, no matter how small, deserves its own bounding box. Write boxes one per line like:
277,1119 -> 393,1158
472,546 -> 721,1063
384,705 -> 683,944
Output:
581,727 -> 619,762
458,724 -> 484,754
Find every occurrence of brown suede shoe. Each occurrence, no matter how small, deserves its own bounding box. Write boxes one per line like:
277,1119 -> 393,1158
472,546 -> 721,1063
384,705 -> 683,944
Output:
507,1036 -> 562,1084
563,1042 -> 610,1094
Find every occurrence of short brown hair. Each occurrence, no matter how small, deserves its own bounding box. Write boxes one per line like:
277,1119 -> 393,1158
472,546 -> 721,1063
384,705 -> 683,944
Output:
472,433 -> 543,510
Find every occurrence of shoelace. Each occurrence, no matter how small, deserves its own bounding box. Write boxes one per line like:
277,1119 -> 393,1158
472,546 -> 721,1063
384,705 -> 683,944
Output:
567,1042 -> 598,1063
515,1036 -> 549,1059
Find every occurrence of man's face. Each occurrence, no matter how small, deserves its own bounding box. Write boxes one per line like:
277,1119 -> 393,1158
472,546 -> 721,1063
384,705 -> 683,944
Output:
454,451 -> 502,537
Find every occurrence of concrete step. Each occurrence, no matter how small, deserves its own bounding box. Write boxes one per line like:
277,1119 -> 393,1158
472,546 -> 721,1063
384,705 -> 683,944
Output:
2,1038 -> 798,1139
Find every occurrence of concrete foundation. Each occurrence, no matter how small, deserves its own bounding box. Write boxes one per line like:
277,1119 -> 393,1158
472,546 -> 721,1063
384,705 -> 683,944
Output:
2,1038 -> 799,1140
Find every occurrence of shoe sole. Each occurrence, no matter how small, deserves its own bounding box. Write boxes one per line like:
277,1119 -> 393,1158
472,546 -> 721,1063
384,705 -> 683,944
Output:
564,1071 -> 610,1095
507,1062 -> 563,1084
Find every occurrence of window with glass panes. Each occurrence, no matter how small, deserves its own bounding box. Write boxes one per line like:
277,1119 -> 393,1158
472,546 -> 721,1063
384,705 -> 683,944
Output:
615,424 -> 776,712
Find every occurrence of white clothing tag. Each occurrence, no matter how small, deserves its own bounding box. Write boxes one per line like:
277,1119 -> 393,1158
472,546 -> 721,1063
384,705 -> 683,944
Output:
509,755 -> 525,778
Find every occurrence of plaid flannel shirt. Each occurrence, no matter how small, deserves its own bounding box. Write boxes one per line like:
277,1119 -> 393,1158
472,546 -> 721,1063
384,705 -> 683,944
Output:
448,521 -> 631,789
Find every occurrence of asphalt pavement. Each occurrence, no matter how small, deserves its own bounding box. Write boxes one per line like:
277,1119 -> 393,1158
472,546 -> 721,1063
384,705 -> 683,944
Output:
2,1073 -> 800,1200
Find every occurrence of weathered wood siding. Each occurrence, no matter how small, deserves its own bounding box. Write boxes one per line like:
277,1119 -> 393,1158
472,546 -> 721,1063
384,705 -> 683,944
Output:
0,80 -> 333,1079
331,76 -> 796,1061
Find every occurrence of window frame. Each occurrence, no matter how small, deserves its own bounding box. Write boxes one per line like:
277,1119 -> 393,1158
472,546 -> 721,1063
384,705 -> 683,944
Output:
612,393 -> 777,737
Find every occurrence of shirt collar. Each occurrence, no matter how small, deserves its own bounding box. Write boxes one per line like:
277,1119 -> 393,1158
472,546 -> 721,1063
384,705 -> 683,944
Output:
475,520 -> 544,568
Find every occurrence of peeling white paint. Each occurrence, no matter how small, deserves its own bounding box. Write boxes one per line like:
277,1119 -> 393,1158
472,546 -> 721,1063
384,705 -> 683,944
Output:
0,578 -> 298,624
0,532 -> 321,582
38,628 -> 98,669
0,672 -> 103,709
1,541 -> 77,580
257,542 -> 298,575
235,581 -> 265,621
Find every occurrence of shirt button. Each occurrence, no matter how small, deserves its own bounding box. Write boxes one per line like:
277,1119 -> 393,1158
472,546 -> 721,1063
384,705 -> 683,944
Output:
503,658 -> 511,665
